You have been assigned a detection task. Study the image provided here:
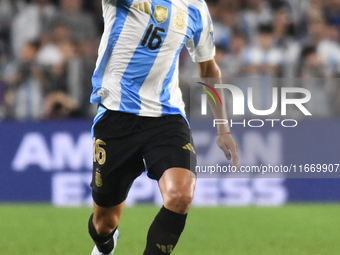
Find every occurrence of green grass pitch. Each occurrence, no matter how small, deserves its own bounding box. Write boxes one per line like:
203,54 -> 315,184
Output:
0,204 -> 339,255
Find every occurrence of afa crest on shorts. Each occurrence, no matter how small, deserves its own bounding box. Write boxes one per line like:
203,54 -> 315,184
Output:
95,169 -> 103,187
154,6 -> 168,24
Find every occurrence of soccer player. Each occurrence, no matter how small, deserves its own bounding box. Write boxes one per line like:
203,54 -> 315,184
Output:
88,0 -> 239,254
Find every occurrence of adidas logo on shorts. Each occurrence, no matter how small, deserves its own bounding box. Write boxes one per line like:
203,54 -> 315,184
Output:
182,143 -> 196,154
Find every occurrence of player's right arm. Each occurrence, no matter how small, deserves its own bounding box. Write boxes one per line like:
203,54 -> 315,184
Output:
197,59 -> 239,169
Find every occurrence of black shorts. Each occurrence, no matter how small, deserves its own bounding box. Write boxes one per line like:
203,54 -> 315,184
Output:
91,107 -> 197,207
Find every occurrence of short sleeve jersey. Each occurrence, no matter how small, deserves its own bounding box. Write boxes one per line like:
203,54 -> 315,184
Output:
91,0 -> 215,117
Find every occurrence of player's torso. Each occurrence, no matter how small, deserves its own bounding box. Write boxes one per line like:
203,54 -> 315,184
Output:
92,0 -> 204,116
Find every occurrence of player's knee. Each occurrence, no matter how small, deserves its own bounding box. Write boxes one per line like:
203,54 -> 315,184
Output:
164,188 -> 194,214
94,216 -> 119,236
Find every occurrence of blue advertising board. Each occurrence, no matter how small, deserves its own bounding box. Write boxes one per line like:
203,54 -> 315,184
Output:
0,119 -> 339,206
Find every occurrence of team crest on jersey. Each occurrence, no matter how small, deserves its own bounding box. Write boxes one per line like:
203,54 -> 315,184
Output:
174,8 -> 186,30
154,6 -> 168,24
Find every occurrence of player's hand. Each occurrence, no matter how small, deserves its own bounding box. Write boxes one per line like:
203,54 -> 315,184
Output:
216,134 -> 239,169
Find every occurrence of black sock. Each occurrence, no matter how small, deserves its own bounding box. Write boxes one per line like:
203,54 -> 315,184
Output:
143,206 -> 187,255
88,214 -> 116,254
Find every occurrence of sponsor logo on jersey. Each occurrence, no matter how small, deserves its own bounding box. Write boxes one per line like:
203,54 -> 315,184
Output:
133,2 -> 150,15
154,6 -> 168,24
174,8 -> 185,30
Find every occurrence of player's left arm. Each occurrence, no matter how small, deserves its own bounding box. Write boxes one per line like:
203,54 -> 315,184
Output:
197,59 -> 239,169
185,3 -> 239,167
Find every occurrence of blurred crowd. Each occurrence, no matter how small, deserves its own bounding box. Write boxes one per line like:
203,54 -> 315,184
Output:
1,0 -> 340,120
0,0 -> 101,120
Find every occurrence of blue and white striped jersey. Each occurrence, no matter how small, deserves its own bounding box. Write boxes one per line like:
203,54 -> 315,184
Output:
91,0 -> 215,117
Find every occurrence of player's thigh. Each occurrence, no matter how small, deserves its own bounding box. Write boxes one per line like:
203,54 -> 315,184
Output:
91,139 -> 145,207
143,115 -> 197,213
143,114 -> 197,181
92,109 -> 145,208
